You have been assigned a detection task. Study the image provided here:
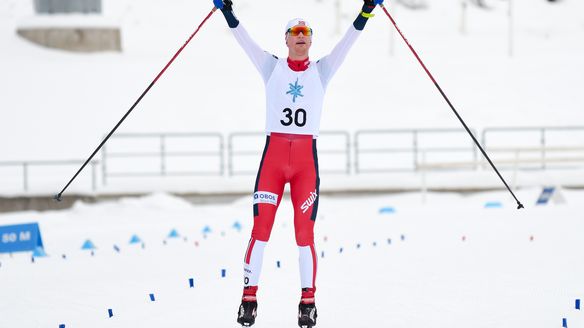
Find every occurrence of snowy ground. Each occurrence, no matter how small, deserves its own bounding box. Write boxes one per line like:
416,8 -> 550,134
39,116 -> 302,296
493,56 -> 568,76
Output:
1,1 -> 583,327
1,190 -> 583,327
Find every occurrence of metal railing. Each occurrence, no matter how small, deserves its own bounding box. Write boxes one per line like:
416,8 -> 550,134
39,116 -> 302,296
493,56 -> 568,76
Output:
482,126 -> 584,170
0,160 -> 99,192
354,128 -> 479,173
318,131 -> 351,174
417,147 -> 584,170
102,133 -> 224,185
3,127 -> 584,193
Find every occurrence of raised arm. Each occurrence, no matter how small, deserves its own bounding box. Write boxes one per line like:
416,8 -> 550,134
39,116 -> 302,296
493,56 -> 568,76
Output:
317,0 -> 383,88
214,0 -> 277,83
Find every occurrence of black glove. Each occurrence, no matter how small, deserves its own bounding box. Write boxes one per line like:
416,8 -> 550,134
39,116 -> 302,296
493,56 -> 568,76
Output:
355,0 -> 380,30
215,0 -> 238,28
213,0 -> 233,11
364,0 -> 384,6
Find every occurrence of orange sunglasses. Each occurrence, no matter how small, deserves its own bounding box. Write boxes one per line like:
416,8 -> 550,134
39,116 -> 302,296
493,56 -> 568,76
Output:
287,26 -> 313,37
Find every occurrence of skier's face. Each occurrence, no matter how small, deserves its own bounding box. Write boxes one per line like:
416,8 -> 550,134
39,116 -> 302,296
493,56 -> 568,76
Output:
286,24 -> 312,58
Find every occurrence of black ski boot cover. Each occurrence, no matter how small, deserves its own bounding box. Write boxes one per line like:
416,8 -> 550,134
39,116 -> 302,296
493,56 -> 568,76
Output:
298,302 -> 317,328
237,300 -> 258,327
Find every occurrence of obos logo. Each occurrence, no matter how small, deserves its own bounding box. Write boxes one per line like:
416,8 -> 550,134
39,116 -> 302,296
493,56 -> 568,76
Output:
253,191 -> 278,206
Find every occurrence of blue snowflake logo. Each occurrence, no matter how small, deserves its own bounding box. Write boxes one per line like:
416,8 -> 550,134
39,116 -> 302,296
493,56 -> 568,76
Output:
286,78 -> 304,103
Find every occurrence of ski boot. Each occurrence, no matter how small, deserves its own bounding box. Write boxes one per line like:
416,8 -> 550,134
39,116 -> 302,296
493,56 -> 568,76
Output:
237,295 -> 258,327
298,302 -> 317,328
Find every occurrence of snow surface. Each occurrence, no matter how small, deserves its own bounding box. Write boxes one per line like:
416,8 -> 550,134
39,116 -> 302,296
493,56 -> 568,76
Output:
1,2 -> 584,326
1,189 -> 583,327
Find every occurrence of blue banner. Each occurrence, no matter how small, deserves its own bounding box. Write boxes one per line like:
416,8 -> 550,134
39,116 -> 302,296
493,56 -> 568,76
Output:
0,223 -> 44,254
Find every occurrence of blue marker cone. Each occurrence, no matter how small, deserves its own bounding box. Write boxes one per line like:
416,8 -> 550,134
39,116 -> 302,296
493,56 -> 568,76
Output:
233,221 -> 242,232
168,229 -> 180,238
562,318 -> 567,328
189,278 -> 195,288
108,309 -> 113,318
379,206 -> 396,214
81,239 -> 96,250
129,234 -> 142,244
59,325 -> 65,328
484,201 -> 503,209
576,299 -> 581,310
149,293 -> 155,302
221,269 -> 226,278
276,261 -> 281,268
339,247 -> 343,253
33,247 -> 47,257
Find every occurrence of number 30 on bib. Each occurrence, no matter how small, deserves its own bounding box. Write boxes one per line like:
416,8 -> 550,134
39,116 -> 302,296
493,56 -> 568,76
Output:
280,108 -> 307,127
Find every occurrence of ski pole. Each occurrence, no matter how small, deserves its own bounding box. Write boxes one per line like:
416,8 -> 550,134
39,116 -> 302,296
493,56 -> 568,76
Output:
54,7 -> 218,202
378,3 -> 524,209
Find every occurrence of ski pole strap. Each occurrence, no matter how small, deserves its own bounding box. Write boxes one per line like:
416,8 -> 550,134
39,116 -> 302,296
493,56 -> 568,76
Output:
360,11 -> 375,18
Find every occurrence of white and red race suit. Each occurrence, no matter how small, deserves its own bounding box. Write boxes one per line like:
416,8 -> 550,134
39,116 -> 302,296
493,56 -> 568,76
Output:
231,23 -> 362,301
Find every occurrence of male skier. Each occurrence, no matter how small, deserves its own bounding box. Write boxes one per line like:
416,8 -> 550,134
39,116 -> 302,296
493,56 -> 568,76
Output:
212,0 -> 383,326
